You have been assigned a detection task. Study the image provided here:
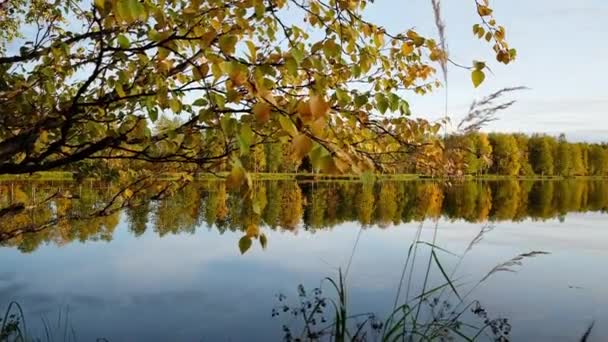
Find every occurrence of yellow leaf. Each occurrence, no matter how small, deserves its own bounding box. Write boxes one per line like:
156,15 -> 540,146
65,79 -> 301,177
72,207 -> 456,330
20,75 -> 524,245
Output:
310,117 -> 326,137
246,224 -> 260,238
297,101 -> 313,122
477,5 -> 493,16
373,31 -> 384,47
230,68 -> 247,86
471,69 -> 485,88
292,134 -> 313,161
401,43 -> 414,56
309,94 -> 329,119
334,157 -> 349,173
124,188 -> 133,198
252,102 -> 271,123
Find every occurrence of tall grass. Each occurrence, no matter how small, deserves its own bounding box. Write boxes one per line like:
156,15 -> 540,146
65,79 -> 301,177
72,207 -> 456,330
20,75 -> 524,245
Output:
0,304 -> 80,342
272,222 -> 559,341
1,301 -> 26,342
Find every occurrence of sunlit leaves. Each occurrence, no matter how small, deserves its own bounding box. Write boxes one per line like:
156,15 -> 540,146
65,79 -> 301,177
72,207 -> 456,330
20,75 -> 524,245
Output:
401,43 -> 414,56
117,35 -> 130,49
375,93 -> 389,114
471,61 -> 486,88
94,0 -> 105,10
239,124 -> 254,156
114,0 -> 146,24
279,116 -> 298,138
309,94 -> 330,119
0,0 -> 516,196
219,35 -> 238,55
472,1 -> 515,65
253,102 -> 272,123
477,4 -> 493,17
291,134 -> 313,161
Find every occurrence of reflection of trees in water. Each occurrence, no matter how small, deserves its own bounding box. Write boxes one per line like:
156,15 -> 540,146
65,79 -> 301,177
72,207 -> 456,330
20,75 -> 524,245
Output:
2,179 -> 608,252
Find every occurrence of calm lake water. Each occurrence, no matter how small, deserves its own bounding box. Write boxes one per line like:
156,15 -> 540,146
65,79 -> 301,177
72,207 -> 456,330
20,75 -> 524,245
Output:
1,180 -> 607,341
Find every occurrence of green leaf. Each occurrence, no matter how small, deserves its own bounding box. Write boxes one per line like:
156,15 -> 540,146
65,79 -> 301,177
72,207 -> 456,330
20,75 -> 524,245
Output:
128,0 -> 146,21
238,124 -> 254,156
388,93 -> 400,112
336,89 -> 351,105
471,69 -> 485,88
399,101 -> 411,116
192,98 -> 208,107
375,93 -> 389,114
148,108 -> 158,122
116,1 -> 131,22
117,35 -> 130,49
354,94 -> 368,107
226,159 -> 245,190
169,98 -> 182,113
245,40 -> 257,62
279,116 -> 298,137
291,46 -> 305,64
219,35 -> 238,55
220,116 -> 236,135
285,57 -> 298,77
238,236 -> 252,254
259,233 -> 268,250
94,0 -> 104,9
309,144 -> 327,171
115,83 -> 126,97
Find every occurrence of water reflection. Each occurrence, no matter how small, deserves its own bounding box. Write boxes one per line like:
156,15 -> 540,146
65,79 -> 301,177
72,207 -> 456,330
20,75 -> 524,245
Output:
1,179 -> 607,252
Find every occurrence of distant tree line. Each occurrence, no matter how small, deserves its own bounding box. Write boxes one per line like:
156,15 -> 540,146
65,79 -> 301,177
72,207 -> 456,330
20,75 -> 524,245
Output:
444,132 -> 608,177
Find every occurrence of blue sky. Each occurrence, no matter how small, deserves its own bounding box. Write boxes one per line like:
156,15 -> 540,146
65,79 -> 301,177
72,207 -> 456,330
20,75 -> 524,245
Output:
364,0 -> 608,141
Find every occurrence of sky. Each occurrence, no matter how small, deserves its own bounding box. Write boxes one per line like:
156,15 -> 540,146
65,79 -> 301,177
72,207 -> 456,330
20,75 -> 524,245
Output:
363,0 -> 608,141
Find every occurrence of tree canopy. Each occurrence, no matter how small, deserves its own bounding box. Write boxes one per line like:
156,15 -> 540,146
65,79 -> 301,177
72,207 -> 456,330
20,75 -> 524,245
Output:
0,0 -> 516,184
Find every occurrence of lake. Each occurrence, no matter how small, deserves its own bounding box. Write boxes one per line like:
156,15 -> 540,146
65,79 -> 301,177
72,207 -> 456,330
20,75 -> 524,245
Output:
1,179 -> 607,341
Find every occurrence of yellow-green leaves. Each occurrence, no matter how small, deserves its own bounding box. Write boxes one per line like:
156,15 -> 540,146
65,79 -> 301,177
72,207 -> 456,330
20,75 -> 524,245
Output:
192,64 -> 209,81
238,236 -> 252,254
279,116 -> 298,138
2,0 -> 518,188
373,31 -> 385,48
238,124 -> 254,156
114,0 -> 147,24
471,61 -> 486,88
375,93 -> 389,114
219,35 -> 238,55
472,4 -> 515,65
471,70 -> 485,88
309,94 -> 329,119
477,4 -> 493,16
259,233 -> 267,250
117,35 -> 130,49
245,40 -> 257,62
291,134 -> 313,161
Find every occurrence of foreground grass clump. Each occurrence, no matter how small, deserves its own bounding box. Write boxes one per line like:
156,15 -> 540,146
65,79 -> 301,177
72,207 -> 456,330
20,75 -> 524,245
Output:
270,223 -> 592,342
